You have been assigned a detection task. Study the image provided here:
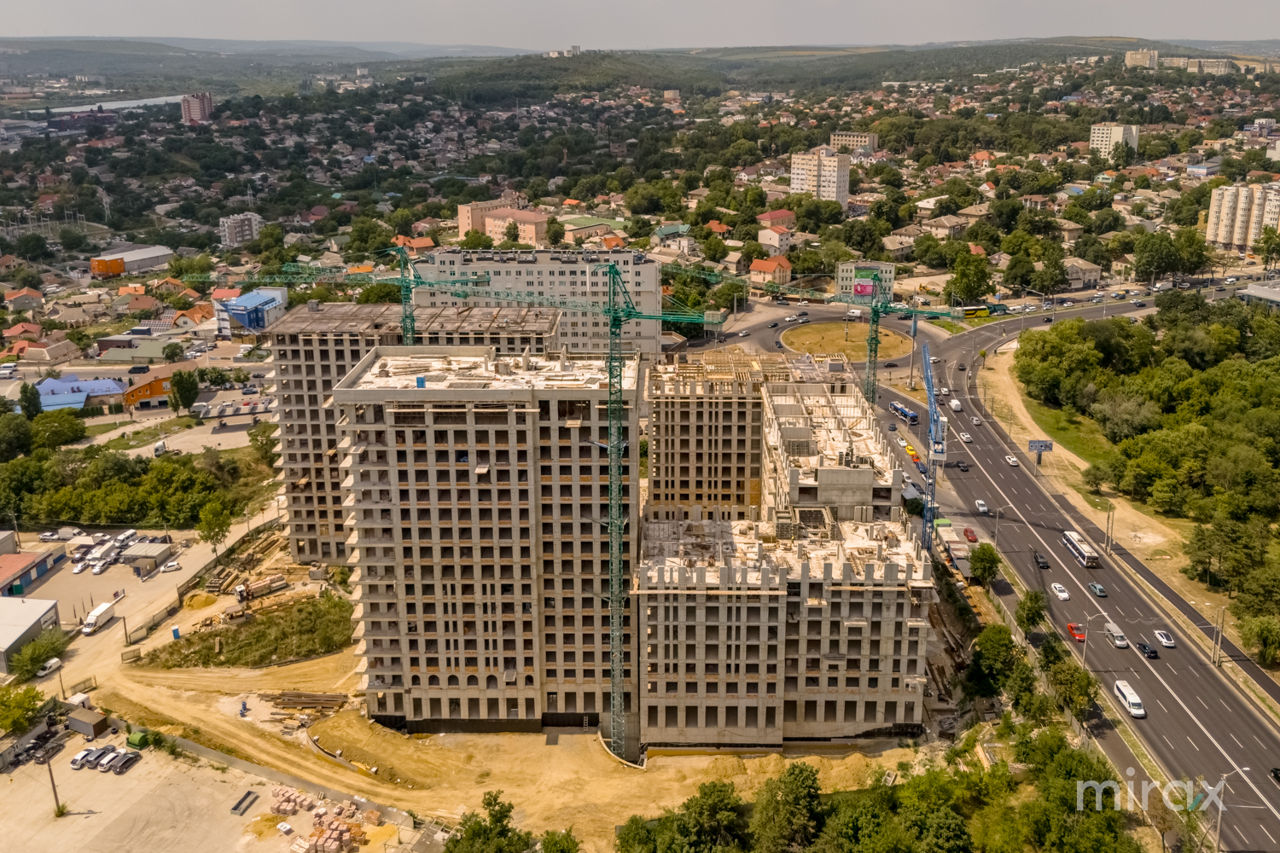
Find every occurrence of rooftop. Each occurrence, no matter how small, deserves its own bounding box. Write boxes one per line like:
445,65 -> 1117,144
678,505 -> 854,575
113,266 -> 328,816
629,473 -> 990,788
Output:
337,346 -> 639,394
266,303 -> 560,337
0,597 -> 58,650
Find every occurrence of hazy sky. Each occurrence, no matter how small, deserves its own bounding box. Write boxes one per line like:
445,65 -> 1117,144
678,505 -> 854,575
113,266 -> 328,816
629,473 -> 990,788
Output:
2,1 -> 1267,50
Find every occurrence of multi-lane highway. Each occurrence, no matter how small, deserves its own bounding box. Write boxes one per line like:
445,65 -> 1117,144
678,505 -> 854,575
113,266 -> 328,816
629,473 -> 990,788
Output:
876,288 -> 1280,851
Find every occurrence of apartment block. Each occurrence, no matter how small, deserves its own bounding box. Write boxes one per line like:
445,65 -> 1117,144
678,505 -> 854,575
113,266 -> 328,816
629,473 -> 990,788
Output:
638,380 -> 926,748
1205,182 -> 1280,252
218,212 -> 265,247
646,353 -> 850,523
836,261 -> 894,300
268,302 -> 559,563
829,131 -> 879,153
414,249 -> 662,355
481,208 -> 550,246
790,148 -> 851,206
1124,50 -> 1158,70
1089,122 -> 1140,157
181,92 -> 214,124
336,347 -> 639,743
457,199 -> 511,236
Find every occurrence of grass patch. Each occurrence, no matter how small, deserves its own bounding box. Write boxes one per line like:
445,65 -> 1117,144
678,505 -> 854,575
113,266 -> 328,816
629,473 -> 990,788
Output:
1019,396 -> 1113,470
927,318 -> 966,334
101,416 -> 198,451
780,321 -> 913,361
84,420 -> 131,438
141,592 -> 354,668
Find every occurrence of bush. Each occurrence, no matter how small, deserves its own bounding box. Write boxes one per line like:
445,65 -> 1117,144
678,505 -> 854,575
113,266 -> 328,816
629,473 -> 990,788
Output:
8,628 -> 70,681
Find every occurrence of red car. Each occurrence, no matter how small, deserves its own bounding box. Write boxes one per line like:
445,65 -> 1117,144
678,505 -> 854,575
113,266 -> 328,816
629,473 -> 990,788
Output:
963,527 -> 978,543
1067,623 -> 1086,642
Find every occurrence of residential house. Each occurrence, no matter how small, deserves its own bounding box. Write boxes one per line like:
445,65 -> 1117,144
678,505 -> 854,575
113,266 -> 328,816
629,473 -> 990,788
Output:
1020,194 -> 1052,212
1054,219 -> 1085,245
35,375 -> 125,411
969,150 -> 996,170
705,220 -> 731,237
651,223 -> 692,247
116,284 -> 146,297
21,339 -> 80,365
123,375 -> 172,410
2,288 -> 43,313
2,322 -> 41,343
956,203 -> 990,223
922,215 -> 968,240
391,234 -> 437,257
1064,257 -> 1102,290
882,235 -> 915,260
44,304 -> 92,328
0,255 -> 19,274
748,256 -> 792,286
112,293 -> 163,316
758,226 -> 792,257
756,209 -> 797,230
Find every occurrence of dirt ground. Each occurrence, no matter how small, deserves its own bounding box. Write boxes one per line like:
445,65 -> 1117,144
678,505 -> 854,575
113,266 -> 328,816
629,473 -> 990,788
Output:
95,654 -> 922,852
781,321 -> 914,360
979,343 -> 1257,679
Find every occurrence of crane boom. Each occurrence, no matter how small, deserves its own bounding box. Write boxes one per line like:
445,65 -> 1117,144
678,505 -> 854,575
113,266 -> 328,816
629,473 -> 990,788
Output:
920,341 -> 945,555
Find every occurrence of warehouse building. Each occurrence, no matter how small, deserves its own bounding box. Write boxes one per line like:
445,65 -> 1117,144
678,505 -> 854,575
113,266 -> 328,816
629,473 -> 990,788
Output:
0,597 -> 60,675
89,245 -> 174,278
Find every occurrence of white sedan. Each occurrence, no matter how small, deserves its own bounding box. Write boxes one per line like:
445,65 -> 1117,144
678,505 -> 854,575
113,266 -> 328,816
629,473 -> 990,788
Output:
1153,630 -> 1175,648
896,436 -> 907,447
161,560 -> 182,573
1005,455 -> 1019,467
939,387 -> 950,396
72,561 -> 88,574
959,432 -> 972,443
1051,583 -> 1070,601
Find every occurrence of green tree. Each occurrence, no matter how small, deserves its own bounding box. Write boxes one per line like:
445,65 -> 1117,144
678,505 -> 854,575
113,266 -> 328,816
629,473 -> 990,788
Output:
59,228 -> 88,252
459,230 -> 494,250
615,816 -> 655,853
346,217 -> 394,256
1032,240 -> 1068,295
0,412 -> 33,462
197,499 -> 233,563
1173,227 -> 1210,276
1133,231 -> 1180,284
944,249 -> 994,305
750,762 -> 823,853
1240,615 -> 1280,666
14,233 -> 50,260
168,370 -> 200,415
970,625 -> 1018,697
18,382 -> 41,419
445,791 -> 534,853
1257,226 -> 1280,271
661,782 -> 749,852
247,422 -> 278,467
0,684 -> 44,733
703,235 -> 728,262
162,342 -> 185,363
539,829 -> 581,853
356,282 -> 402,304
8,628 -> 70,681
1016,590 -> 1047,634
31,409 -> 86,450
547,219 -> 565,246
1002,252 -> 1035,294
1110,141 -> 1135,169
1047,660 -> 1098,721
969,543 -> 1001,586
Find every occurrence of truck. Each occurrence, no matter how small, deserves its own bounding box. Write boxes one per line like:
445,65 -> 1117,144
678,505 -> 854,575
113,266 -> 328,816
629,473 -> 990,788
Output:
234,574 -> 288,602
153,440 -> 166,457
83,600 -> 117,635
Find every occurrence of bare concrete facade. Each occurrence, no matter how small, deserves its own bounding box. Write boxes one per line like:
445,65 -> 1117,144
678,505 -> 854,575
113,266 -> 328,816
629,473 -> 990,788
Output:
269,303 -> 561,564
334,347 -> 639,738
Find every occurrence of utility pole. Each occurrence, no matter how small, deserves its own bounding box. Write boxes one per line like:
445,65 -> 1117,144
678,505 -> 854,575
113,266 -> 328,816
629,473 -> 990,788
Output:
1213,605 -> 1226,666
45,760 -> 61,815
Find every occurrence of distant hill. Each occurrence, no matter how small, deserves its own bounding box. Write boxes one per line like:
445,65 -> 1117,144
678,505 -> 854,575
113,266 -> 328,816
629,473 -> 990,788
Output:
1170,39 -> 1280,59
148,37 -> 530,60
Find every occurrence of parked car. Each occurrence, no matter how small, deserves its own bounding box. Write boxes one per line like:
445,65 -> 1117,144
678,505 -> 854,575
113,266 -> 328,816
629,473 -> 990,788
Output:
98,751 -> 125,773
161,560 -> 182,573
69,748 -> 94,770
1153,630 -> 1175,648
1088,582 -> 1108,598
112,751 -> 142,775
82,745 -> 116,770
72,561 -> 88,574
1051,583 -> 1070,601
1067,623 -> 1086,642
36,657 -> 62,677
39,531 -> 58,542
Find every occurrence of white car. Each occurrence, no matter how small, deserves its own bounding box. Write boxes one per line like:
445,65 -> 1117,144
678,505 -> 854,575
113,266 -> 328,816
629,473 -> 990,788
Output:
737,330 -> 749,337
1024,304 -> 1038,312
1051,583 -> 1070,601
896,436 -> 907,447
69,748 -> 94,770
1005,455 -> 1019,467
1153,630 -> 1175,648
91,562 -> 108,575
36,657 -> 62,677
72,561 -> 88,574
939,387 -> 950,396
39,531 -> 58,542
929,356 -> 941,364
970,416 -> 981,426
785,315 -> 798,322
798,300 -> 809,306
974,499 -> 989,514
161,560 -> 182,573
1062,300 -> 1074,307
959,432 -> 972,443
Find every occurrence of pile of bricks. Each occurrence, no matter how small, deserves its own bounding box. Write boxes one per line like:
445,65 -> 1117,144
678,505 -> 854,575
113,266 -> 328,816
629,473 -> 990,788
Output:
269,787 -> 317,816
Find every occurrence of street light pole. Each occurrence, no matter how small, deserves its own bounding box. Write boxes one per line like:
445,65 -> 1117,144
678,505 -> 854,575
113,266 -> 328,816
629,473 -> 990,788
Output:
45,760 -> 61,815
1214,767 -> 1250,853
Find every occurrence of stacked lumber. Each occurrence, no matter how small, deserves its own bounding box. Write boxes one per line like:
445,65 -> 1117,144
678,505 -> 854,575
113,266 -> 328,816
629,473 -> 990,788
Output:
262,691 -> 347,711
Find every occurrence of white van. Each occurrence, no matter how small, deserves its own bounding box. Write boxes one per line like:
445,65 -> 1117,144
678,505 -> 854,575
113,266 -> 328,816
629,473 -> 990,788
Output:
115,529 -> 138,547
948,399 -> 963,413
0,363 -> 16,379
1114,680 -> 1146,718
1104,622 -> 1128,649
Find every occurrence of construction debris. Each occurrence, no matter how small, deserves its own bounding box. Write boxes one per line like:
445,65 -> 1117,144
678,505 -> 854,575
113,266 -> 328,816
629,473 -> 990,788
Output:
270,786 -> 381,853
263,691 -> 348,711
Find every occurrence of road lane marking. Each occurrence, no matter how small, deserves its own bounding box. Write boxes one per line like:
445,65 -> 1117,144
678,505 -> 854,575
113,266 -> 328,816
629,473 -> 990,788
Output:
1220,698 -> 1232,712
1157,699 -> 1168,713
1187,736 -> 1200,752
1231,733 -> 1244,749
1262,824 -> 1276,845
1196,695 -> 1209,709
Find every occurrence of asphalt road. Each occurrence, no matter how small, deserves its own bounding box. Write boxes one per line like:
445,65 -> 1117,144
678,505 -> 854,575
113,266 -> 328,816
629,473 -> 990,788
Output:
877,283 -> 1280,852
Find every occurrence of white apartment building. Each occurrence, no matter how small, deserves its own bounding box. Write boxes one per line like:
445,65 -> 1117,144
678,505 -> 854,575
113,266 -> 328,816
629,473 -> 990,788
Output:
1205,183 -> 1280,252
414,249 -> 662,355
836,261 -> 895,300
829,131 -> 879,152
219,212 -> 265,247
268,303 -> 559,563
1089,123 -> 1140,157
790,149 -> 851,206
336,346 -> 640,744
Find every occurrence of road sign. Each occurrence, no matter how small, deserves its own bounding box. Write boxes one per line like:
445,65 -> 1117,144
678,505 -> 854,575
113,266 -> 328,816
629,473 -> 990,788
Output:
1028,440 -> 1054,453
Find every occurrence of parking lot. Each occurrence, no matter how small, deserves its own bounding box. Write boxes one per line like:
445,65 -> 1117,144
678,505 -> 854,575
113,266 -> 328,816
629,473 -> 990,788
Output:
8,733 -> 279,853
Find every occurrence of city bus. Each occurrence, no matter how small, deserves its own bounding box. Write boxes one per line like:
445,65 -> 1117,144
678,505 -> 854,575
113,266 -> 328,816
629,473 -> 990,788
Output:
889,401 -> 919,426
962,305 -> 990,318
1062,530 -> 1100,568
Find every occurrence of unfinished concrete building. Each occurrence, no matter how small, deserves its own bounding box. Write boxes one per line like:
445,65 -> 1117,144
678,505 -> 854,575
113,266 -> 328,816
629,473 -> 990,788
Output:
645,353 -> 854,522
637,515 -> 931,747
269,303 -> 560,563
334,346 -> 639,740
414,249 -> 662,355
